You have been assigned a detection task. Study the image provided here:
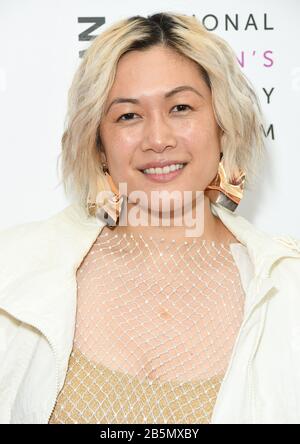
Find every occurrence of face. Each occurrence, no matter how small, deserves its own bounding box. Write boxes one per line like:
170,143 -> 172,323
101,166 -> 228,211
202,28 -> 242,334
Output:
99,45 -> 222,214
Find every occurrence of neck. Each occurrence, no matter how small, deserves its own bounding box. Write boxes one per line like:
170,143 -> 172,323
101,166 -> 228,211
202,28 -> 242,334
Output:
109,195 -> 237,244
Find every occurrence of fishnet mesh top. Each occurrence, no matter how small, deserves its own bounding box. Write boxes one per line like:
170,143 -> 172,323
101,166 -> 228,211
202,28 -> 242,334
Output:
49,226 -> 247,424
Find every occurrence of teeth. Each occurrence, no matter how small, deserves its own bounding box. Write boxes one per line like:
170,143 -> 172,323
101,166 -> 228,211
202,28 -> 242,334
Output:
142,163 -> 185,175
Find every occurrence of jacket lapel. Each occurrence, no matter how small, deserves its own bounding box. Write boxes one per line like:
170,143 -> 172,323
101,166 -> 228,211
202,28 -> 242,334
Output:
211,203 -> 300,277
0,203 -> 105,389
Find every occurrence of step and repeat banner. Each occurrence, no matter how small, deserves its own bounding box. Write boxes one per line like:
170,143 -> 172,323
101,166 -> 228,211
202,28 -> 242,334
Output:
0,0 -> 299,237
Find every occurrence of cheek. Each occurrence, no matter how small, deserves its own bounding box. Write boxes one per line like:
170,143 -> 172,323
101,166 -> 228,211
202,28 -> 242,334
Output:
177,115 -> 219,143
186,126 -> 220,185
180,124 -> 220,161
110,149 -> 131,174
100,124 -> 137,158
110,150 -> 141,192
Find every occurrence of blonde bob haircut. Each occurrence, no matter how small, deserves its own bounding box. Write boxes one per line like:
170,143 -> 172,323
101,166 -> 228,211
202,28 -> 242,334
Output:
58,11 -> 266,216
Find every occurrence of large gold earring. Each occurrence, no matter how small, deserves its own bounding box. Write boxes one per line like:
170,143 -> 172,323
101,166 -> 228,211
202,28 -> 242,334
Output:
86,162 -> 124,226
205,153 -> 246,212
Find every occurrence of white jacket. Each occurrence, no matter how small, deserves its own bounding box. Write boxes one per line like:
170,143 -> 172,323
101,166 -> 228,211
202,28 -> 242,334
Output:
0,201 -> 300,424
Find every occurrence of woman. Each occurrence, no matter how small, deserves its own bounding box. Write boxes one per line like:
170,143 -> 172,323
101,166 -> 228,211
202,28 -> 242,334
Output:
1,12 -> 300,425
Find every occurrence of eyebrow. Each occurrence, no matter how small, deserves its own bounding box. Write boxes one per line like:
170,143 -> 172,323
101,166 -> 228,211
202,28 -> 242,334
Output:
104,85 -> 204,115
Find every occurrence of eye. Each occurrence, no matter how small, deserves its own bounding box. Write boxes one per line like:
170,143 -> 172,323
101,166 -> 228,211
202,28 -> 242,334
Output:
116,104 -> 192,122
172,104 -> 192,112
116,113 -> 138,122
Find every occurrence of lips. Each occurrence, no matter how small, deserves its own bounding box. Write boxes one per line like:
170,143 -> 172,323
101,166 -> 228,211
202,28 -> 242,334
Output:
138,160 -> 188,171
139,162 -> 188,183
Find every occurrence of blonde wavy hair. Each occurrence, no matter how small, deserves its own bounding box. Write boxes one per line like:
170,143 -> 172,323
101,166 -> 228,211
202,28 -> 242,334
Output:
58,11 -> 266,216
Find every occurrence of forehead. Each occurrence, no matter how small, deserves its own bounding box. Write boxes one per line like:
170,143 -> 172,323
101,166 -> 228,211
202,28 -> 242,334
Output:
108,46 -> 207,97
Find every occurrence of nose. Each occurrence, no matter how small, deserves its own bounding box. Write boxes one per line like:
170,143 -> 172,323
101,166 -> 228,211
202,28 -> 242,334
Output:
141,113 -> 177,153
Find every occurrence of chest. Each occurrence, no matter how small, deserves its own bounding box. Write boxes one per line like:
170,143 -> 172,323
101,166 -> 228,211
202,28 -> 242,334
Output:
73,238 -> 246,382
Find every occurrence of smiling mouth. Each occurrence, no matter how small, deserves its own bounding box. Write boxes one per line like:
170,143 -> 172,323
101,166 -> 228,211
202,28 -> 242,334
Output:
138,163 -> 188,183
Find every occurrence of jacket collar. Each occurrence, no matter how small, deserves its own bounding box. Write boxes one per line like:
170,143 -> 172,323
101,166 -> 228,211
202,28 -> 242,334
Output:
0,201 -> 299,389
210,202 -> 300,277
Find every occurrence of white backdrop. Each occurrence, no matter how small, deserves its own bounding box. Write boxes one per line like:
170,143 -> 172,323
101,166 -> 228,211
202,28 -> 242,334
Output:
0,0 -> 299,238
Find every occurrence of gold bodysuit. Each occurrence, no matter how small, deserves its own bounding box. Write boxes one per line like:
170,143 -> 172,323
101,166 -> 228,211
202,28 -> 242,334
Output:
49,227 -> 247,424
